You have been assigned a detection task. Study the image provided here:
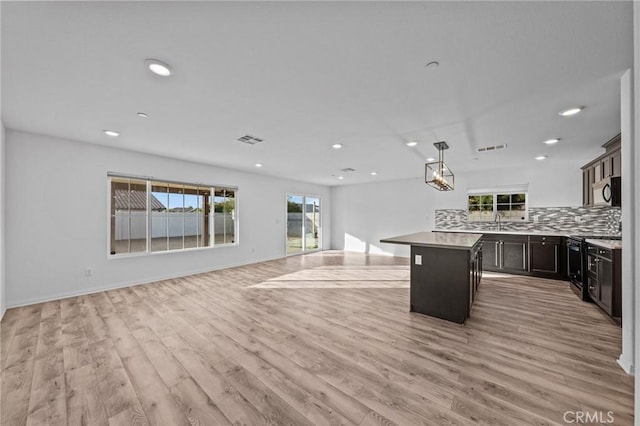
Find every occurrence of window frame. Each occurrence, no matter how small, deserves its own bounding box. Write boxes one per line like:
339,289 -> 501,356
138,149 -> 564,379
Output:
107,173 -> 238,258
467,186 -> 529,223
285,193 -> 322,255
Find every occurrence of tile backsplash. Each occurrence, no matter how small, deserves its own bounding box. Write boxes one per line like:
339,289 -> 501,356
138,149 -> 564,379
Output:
435,206 -> 621,236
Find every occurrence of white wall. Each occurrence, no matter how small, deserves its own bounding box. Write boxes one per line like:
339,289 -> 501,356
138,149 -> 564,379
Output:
619,70 -> 635,375
4,130 -> 331,307
633,0 -> 640,413
331,159 -> 583,257
0,122 -> 5,319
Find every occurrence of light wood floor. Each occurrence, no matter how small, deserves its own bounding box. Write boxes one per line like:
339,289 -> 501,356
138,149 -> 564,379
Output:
1,251 -> 633,425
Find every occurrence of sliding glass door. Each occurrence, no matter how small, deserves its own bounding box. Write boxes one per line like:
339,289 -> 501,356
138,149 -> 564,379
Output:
305,196 -> 320,250
286,194 -> 321,255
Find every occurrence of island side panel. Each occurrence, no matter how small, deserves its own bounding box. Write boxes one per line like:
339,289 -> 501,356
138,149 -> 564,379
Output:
410,245 -> 471,324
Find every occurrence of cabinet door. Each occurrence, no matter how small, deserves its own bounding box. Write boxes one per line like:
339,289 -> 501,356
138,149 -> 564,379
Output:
594,163 -> 602,181
583,166 -> 596,206
582,170 -> 590,205
469,257 -> 476,313
502,239 -> 528,272
598,257 -> 613,314
482,239 -> 499,271
611,150 -> 621,177
530,241 -> 559,274
588,274 -> 599,301
602,156 -> 611,178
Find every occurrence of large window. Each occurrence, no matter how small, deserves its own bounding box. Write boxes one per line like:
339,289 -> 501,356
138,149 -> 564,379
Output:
214,188 -> 236,245
109,174 -> 237,256
468,187 -> 528,222
286,194 -> 321,255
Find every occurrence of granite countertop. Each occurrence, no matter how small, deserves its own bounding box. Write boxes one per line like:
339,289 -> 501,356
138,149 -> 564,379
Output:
585,239 -> 622,250
432,228 -> 621,238
380,231 -> 482,250
432,228 -> 570,237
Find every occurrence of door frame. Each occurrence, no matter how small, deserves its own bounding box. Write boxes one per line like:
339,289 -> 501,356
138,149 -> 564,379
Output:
285,193 -> 322,256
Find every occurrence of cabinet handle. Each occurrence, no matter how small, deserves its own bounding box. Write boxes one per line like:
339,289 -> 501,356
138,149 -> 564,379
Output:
589,285 -> 595,291
542,242 -> 546,246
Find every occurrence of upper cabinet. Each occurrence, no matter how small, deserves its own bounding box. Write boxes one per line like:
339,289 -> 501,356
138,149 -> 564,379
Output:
581,134 -> 621,206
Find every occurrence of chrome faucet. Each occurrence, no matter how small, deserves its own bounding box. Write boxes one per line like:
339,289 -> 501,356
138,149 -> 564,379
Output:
494,213 -> 503,231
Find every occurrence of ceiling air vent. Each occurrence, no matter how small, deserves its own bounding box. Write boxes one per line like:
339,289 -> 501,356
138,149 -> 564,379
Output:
476,144 -> 507,153
340,167 -> 356,173
237,134 -> 264,145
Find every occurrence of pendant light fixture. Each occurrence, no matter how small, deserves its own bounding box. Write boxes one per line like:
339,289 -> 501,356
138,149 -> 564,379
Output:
425,141 -> 455,191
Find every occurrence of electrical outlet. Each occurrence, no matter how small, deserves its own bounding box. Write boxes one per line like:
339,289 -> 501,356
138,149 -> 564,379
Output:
84,268 -> 93,277
415,254 -> 422,266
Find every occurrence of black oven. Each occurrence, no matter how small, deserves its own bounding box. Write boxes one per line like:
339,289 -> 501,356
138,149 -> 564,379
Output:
566,236 -> 588,300
566,235 -> 621,302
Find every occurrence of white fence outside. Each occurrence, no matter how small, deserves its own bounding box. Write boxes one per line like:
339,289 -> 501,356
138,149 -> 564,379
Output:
114,211 -> 234,240
287,212 -> 320,237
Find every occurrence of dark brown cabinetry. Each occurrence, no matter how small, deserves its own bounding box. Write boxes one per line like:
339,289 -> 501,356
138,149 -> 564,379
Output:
409,241 -> 483,324
481,234 -> 528,273
481,234 -> 499,270
502,236 -> 528,272
582,134 -> 621,206
582,167 -> 596,206
601,150 -> 621,179
381,232 -> 483,324
587,244 -> 621,319
469,242 -> 482,307
529,235 -> 564,278
481,233 -> 565,280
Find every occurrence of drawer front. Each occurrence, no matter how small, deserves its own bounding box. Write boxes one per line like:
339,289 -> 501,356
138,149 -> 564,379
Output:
529,235 -> 562,244
587,244 -> 612,260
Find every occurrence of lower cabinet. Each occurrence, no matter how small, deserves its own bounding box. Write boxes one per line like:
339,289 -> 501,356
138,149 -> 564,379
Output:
469,243 -> 482,308
501,236 -> 528,273
481,233 -> 565,280
410,241 -> 483,324
481,234 -> 528,273
587,244 -> 621,319
529,235 -> 565,278
481,235 -> 499,270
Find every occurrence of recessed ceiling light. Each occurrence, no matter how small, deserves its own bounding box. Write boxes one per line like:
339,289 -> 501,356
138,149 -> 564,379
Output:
255,163 -> 263,168
535,155 -> 547,161
370,172 -> 378,176
338,176 -> 344,180
425,61 -> 439,69
137,112 -> 148,118
558,107 -> 584,116
145,58 -> 173,77
543,138 -> 560,145
426,157 -> 435,162
406,141 -> 418,147
103,130 -> 120,137
332,143 -> 343,149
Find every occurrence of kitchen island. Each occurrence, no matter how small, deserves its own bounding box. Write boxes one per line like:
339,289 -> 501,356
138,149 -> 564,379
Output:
380,231 -> 482,324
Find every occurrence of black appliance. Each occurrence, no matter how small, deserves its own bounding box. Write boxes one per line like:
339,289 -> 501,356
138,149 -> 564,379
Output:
566,235 -> 622,301
567,236 -> 587,300
592,176 -> 621,207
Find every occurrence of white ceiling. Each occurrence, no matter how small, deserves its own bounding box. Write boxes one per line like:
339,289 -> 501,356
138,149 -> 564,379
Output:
1,1 -> 633,186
